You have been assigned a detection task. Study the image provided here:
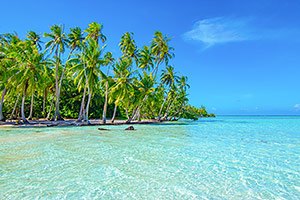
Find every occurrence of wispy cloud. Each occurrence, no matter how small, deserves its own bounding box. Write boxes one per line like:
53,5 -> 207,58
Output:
183,17 -> 263,48
294,104 -> 300,111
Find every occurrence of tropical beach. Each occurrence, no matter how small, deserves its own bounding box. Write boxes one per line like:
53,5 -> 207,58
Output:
1,0 -> 300,199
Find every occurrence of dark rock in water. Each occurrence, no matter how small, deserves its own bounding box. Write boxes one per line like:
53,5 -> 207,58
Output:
125,126 -> 134,130
260,140 -> 267,143
98,128 -> 109,131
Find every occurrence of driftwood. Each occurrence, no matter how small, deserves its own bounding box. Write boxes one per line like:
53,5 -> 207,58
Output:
125,126 -> 134,130
98,128 -> 109,131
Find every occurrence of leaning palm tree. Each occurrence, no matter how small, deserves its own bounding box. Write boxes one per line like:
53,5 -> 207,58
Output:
157,65 -> 179,121
44,24 -> 67,121
131,71 -> 155,122
162,76 -> 189,120
151,31 -> 174,77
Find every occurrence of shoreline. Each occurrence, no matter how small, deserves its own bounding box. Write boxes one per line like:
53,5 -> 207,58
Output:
0,119 -> 164,128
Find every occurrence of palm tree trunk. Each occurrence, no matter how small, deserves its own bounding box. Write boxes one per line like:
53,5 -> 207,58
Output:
111,104 -> 117,123
133,95 -> 147,122
138,110 -> 141,121
163,94 -> 178,120
53,48 -> 63,121
27,91 -> 34,120
158,86 -> 173,121
42,89 -> 47,118
77,84 -> 87,122
169,103 -> 184,121
10,93 -> 20,119
84,89 -> 92,124
126,105 -> 140,123
125,108 -> 130,120
152,59 -> 161,77
136,95 -> 148,119
102,81 -> 109,124
0,86 -> 7,121
158,97 -> 168,121
47,94 -> 55,120
21,87 -> 29,124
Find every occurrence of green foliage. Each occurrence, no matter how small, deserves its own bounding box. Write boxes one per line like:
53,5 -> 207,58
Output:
0,23 -> 215,122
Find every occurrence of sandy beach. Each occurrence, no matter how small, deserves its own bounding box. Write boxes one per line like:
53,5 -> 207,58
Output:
0,119 -> 163,128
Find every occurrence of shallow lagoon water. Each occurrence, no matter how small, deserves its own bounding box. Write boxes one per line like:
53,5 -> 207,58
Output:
0,116 -> 300,199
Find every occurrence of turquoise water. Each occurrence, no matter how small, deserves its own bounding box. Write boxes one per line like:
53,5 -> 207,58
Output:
0,116 -> 300,199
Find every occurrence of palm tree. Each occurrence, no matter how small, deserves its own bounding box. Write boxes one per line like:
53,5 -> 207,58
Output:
69,39 -> 105,123
162,76 -> 189,120
84,22 -> 106,44
138,46 -> 154,71
119,32 -> 139,64
132,72 -> 155,122
55,27 -> 85,118
101,52 -> 115,124
44,24 -> 67,121
110,59 -> 135,123
151,31 -> 174,77
8,40 -> 46,123
40,64 -> 55,118
158,65 -> 179,121
0,53 -> 8,121
0,33 -> 20,121
26,31 -> 42,50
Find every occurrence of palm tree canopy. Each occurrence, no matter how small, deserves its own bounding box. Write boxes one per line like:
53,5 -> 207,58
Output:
151,31 -> 174,66
161,65 -> 179,88
119,32 -> 139,62
138,46 -> 154,71
84,22 -> 106,44
26,31 -> 42,50
67,27 -> 84,52
43,24 -> 67,56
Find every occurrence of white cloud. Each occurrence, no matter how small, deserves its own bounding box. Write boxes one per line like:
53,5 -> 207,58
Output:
294,104 -> 300,111
183,17 -> 259,47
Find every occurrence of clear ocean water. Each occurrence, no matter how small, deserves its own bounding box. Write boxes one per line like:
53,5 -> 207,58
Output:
0,116 -> 300,199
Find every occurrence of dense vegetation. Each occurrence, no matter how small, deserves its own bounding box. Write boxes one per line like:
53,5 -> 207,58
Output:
0,22 -> 214,124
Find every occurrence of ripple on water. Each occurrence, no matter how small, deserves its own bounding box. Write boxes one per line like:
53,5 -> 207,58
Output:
1,116 -> 300,199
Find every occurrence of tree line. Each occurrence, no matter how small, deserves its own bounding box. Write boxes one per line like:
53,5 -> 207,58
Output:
0,22 -> 214,124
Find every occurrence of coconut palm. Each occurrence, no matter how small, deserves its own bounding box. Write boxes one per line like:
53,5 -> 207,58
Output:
101,52 -> 115,124
40,64 -> 55,118
44,24 -> 67,121
119,32 -> 139,64
55,27 -> 85,117
162,76 -> 189,120
26,31 -> 42,50
110,59 -> 135,122
69,39 -> 105,123
151,31 -> 174,77
138,46 -> 154,71
0,33 -> 21,121
131,71 -> 155,122
8,40 -> 46,123
84,22 -> 106,44
157,65 -> 179,121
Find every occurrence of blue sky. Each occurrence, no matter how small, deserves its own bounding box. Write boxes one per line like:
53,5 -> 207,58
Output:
1,0 -> 300,115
